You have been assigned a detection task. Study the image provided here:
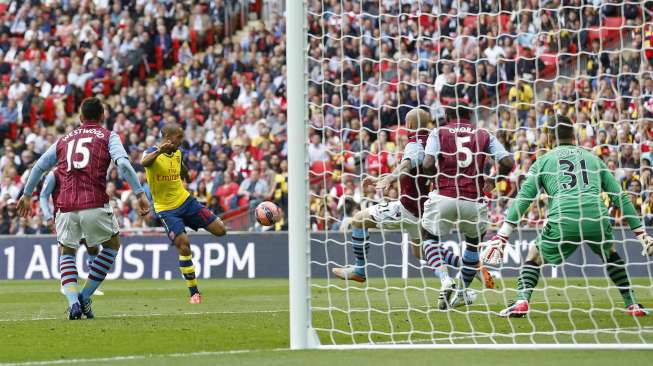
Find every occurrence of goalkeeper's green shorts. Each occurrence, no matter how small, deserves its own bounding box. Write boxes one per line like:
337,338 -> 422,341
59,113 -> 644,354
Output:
537,220 -> 614,265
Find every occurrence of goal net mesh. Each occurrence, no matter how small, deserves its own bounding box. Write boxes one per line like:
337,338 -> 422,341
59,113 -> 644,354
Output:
305,0 -> 653,346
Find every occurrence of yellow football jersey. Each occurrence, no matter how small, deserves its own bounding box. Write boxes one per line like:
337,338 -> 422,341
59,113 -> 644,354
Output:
144,149 -> 190,212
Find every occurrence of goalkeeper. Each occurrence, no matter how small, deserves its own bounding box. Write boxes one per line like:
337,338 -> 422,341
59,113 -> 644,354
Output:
481,115 -> 653,318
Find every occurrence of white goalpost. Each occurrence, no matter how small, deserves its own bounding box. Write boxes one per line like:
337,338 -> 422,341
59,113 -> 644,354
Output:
287,0 -> 653,349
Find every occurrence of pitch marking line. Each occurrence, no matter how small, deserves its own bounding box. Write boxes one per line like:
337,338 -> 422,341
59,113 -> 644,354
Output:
0,348 -> 290,366
0,309 -> 289,322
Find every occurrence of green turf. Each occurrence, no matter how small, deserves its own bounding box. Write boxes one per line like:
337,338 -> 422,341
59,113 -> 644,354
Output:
0,278 -> 651,365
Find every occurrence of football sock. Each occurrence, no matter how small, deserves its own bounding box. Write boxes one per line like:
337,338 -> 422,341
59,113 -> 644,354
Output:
516,260 -> 541,302
424,240 -> 449,282
442,248 -> 460,268
179,254 -> 200,296
59,254 -> 79,307
605,251 -> 635,307
81,247 -> 118,300
351,227 -> 369,277
461,244 -> 479,288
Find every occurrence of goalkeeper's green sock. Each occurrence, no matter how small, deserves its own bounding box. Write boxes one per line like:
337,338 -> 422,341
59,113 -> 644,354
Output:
605,252 -> 635,307
516,260 -> 541,302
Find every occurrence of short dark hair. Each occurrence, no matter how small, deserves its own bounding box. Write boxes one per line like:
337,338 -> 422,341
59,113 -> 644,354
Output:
444,101 -> 472,122
162,122 -> 182,137
80,97 -> 104,121
546,114 -> 575,141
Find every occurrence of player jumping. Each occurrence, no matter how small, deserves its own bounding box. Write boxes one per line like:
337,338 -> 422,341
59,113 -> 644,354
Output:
332,108 -> 494,289
481,115 -> 653,317
421,102 -> 514,309
141,122 -> 227,304
40,169 -> 104,297
17,97 -> 150,320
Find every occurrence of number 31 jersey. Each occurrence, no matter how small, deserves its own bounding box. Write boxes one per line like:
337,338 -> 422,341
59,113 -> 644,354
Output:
55,122 -> 115,212
425,119 -> 509,200
505,144 -> 642,230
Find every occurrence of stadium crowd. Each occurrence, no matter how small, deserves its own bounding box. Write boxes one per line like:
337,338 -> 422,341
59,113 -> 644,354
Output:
1,0 -> 653,235
0,0 -> 289,234
306,0 -> 653,231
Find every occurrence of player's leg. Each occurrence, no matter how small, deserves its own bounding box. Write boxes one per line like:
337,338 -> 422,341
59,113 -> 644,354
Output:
205,217 -> 227,236
83,240 -> 104,296
421,194 -> 456,309
499,244 -> 543,317
499,224 -> 571,318
78,207 -> 122,318
180,198 -> 227,303
158,203 -> 202,303
172,232 -> 202,304
59,245 -> 82,320
83,239 -> 98,267
55,211 -> 84,320
332,207 -> 377,282
182,196 -> 226,238
589,241 -> 648,316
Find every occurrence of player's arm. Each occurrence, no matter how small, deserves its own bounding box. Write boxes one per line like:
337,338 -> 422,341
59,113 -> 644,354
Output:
39,172 -> 55,221
141,146 -> 163,167
485,134 -> 515,192
481,160 -> 540,265
109,132 -> 150,216
376,142 -> 422,192
599,159 -> 653,256
421,129 -> 439,178
17,143 -> 58,217
180,160 -> 191,183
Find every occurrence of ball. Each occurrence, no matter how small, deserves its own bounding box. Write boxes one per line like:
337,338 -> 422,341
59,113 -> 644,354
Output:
255,201 -> 281,226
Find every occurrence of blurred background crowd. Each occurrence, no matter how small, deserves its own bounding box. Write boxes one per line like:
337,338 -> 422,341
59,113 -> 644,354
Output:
1,0 -> 653,235
306,0 -> 653,231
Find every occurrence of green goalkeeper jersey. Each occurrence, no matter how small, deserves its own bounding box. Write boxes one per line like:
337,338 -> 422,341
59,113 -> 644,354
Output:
505,144 -> 642,232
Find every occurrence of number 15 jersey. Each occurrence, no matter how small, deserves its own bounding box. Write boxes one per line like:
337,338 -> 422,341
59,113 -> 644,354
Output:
425,119 -> 510,200
505,144 -> 642,230
54,122 -> 128,212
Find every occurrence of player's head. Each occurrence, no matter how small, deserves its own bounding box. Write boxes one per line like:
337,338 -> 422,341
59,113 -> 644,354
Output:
444,100 -> 472,123
161,122 -> 184,150
405,108 -> 431,130
80,97 -> 104,124
545,114 -> 575,146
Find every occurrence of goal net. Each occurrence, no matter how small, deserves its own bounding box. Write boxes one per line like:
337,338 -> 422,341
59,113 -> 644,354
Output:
291,0 -> 653,348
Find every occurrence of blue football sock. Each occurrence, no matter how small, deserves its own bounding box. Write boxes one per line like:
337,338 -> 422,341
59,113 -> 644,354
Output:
461,245 -> 479,288
59,254 -> 79,307
351,227 -> 369,277
81,247 -> 118,300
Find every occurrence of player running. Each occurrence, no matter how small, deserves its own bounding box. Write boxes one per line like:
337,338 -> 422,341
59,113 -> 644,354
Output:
17,97 -> 150,320
421,102 -> 514,309
481,115 -> 653,317
332,108 -> 494,289
141,122 -> 227,304
39,169 -> 104,297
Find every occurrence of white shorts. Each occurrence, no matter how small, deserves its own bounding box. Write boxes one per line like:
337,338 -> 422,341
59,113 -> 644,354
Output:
368,200 -> 421,240
56,205 -> 119,248
421,192 -> 488,239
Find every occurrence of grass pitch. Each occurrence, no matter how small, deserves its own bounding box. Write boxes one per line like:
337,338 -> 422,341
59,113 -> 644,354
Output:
0,278 -> 652,365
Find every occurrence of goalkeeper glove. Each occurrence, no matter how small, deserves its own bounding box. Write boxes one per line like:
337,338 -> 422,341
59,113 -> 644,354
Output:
480,222 -> 515,266
480,234 -> 508,266
634,228 -> 653,257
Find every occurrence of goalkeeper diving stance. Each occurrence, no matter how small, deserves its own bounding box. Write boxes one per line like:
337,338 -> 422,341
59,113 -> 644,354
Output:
481,115 -> 653,317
